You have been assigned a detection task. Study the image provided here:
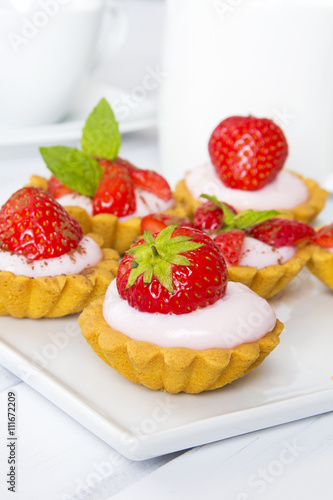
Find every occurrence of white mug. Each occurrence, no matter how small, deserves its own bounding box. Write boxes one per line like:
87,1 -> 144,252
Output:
0,0 -> 127,127
159,0 -> 333,190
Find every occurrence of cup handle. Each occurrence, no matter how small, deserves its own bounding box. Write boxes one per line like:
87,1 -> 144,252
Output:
93,0 -> 128,68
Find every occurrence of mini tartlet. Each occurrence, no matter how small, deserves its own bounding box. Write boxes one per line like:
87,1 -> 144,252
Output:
305,225 -> 333,290
79,225 -> 284,394
174,116 -> 328,224
174,172 -> 328,224
32,99 -> 187,255
29,173 -> 188,254
0,187 -> 119,319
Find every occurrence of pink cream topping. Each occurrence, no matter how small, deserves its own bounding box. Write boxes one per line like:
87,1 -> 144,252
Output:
103,280 -> 276,350
57,189 -> 174,220
0,236 -> 102,278
185,163 -> 309,211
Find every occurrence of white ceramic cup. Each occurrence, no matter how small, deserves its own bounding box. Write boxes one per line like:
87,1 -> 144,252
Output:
159,0 -> 333,190
0,0 -> 127,127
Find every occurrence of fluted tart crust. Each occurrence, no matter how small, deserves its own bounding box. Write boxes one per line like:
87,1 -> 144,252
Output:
0,237 -> 119,319
78,297 -> 284,394
174,171 -> 328,224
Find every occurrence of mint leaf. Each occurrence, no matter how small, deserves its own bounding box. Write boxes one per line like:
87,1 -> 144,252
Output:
232,209 -> 281,230
200,194 -> 235,225
39,146 -> 102,197
81,98 -> 121,160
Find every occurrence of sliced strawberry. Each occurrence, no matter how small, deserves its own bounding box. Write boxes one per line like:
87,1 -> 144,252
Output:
117,226 -> 227,315
194,201 -> 224,231
140,213 -> 195,234
92,162 -> 136,217
214,230 -> 245,265
141,214 -> 167,234
208,116 -> 288,191
115,157 -> 172,202
0,187 -> 83,260
312,224 -> 333,248
48,175 -> 75,199
247,218 -> 315,248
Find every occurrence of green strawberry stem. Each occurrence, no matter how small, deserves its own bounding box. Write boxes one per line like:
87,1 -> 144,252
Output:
126,225 -> 203,293
200,193 -> 281,232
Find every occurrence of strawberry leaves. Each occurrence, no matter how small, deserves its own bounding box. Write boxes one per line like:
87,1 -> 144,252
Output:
126,225 -> 203,292
39,98 -> 120,197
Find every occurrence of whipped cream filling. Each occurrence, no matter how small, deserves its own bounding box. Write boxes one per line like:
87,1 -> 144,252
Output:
57,189 -> 174,220
236,236 -> 296,269
119,189 -> 175,221
185,163 -> 309,211
327,247 -> 333,254
0,236 -> 102,278
103,280 -> 276,350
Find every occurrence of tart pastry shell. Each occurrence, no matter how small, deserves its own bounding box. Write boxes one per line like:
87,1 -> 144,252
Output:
29,175 -> 189,254
78,298 -> 284,394
174,171 -> 328,224
306,245 -> 333,290
227,247 -> 310,299
0,240 -> 119,319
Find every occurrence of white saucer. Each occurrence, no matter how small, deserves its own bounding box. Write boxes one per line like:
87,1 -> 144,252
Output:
0,79 -> 157,150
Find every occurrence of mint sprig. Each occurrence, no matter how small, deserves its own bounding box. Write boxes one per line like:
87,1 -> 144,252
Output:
81,98 -> 121,160
39,146 -> 102,197
200,193 -> 280,231
39,98 -> 121,197
126,225 -> 203,293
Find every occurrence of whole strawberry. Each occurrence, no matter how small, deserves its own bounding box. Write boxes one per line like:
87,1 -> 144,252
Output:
0,187 -> 83,260
208,116 -> 288,191
247,218 -> 315,248
117,225 -> 228,315
311,224 -> 333,248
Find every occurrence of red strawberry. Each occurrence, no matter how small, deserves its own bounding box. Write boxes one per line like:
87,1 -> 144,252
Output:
115,157 -> 172,202
247,218 -> 315,248
311,224 -> 333,248
48,175 -> 75,199
92,161 -> 136,217
140,213 -> 195,234
194,200 -> 237,231
117,225 -> 228,315
0,187 -> 83,260
214,230 -> 245,265
208,116 -> 288,191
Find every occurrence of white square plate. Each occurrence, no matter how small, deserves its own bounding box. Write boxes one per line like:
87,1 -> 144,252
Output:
0,267 -> 332,461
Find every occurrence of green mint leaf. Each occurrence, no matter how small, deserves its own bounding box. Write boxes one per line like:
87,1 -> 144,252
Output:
81,98 -> 121,160
200,194 -> 235,225
232,209 -> 281,230
39,146 -> 102,197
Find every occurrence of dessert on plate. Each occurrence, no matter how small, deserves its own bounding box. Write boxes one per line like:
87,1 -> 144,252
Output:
30,99 -> 186,254
175,116 -> 328,223
0,187 -> 119,319
192,195 -> 312,298
79,225 -> 284,394
306,224 -> 333,290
